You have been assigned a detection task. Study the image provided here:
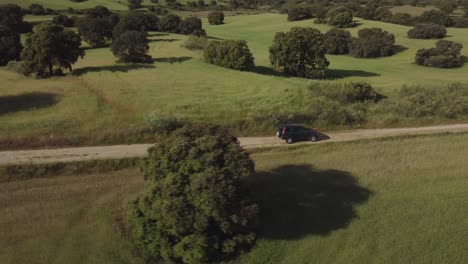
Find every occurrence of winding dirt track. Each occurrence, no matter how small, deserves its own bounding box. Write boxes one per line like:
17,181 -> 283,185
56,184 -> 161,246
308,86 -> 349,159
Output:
1,124 -> 468,165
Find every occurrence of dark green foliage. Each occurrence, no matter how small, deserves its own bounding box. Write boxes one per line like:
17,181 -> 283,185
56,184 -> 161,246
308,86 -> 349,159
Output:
415,40 -> 464,68
159,14 -> 182,33
328,11 -> 354,28
374,7 -> 393,22
324,28 -> 352,55
407,24 -> 447,39
350,28 -> 395,58
453,17 -> 468,28
208,11 -> 224,25
20,23 -> 85,77
128,124 -> 258,264
78,16 -> 115,47
29,4 -> 46,15
287,7 -> 313,21
269,27 -> 329,79
128,0 -> 143,10
85,5 -> 112,18
113,12 -> 159,38
0,4 -> 24,30
0,26 -> 23,66
111,30 -> 152,63
204,40 -> 255,71
52,15 -> 74,27
418,10 -> 453,27
390,13 -> 414,26
436,0 -> 457,14
178,17 -> 203,35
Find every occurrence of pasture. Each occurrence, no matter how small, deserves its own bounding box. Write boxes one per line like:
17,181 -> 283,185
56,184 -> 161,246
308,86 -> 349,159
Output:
1,13 -> 468,142
1,133 -> 467,263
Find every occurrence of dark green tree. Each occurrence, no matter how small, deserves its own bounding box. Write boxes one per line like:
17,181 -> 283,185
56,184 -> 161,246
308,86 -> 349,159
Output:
324,28 -> 352,55
0,25 -> 23,65
418,10 -> 453,27
328,11 -> 354,28
113,12 -> 159,38
128,124 -> 258,264
415,40 -> 464,68
350,28 -> 395,58
287,7 -> 313,21
269,27 -> 329,79
0,4 -> 25,30
128,0 -> 143,10
52,15 -> 74,27
111,30 -> 152,63
178,16 -> 203,35
208,11 -> 224,25
77,7 -> 119,48
29,4 -> 46,15
20,23 -> 84,77
159,14 -> 182,33
407,24 -> 447,39
204,40 -> 255,71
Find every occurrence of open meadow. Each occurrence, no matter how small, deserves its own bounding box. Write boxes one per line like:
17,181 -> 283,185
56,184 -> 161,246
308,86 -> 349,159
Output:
1,133 -> 467,263
1,12 -> 468,145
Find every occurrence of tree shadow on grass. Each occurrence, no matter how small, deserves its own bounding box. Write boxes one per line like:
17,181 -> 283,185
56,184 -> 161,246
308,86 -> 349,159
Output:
251,66 -> 290,78
149,38 -> 180,43
325,69 -> 381,80
0,92 -> 60,115
148,33 -> 169,37
247,164 -> 372,240
153,56 -> 192,63
393,45 -> 408,55
72,64 -> 155,76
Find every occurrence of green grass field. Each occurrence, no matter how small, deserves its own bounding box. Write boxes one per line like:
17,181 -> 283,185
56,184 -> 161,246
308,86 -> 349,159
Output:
1,13 -> 468,142
1,133 -> 467,263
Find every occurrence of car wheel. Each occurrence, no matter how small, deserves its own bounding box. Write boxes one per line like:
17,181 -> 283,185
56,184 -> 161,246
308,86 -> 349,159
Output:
309,135 -> 318,142
286,138 -> 293,144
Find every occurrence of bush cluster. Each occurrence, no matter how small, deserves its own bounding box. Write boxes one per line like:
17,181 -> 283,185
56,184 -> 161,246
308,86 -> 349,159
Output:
415,40 -> 465,68
287,6 -> 313,21
407,24 -> 447,39
204,40 -> 255,71
350,28 -> 395,58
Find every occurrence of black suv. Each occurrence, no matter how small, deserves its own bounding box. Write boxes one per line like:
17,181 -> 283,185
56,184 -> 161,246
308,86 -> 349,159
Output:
277,124 -> 319,144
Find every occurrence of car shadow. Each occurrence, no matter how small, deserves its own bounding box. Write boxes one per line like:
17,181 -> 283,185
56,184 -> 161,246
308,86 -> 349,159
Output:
0,92 -> 60,115
246,164 -> 372,240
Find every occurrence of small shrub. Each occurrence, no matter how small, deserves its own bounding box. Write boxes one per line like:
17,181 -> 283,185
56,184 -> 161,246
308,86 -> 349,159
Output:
182,35 -> 208,50
328,11 -> 354,28
407,24 -> 447,39
159,14 -> 182,33
178,16 -> 203,35
145,112 -> 185,133
204,40 -> 255,71
208,11 -> 224,25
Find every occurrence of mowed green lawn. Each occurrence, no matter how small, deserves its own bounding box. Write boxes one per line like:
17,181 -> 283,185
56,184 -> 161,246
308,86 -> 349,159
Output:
1,13 -> 468,140
1,133 -> 467,263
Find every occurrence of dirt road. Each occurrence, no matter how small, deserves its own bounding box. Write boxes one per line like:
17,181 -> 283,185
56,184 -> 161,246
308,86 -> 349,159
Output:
1,124 -> 468,165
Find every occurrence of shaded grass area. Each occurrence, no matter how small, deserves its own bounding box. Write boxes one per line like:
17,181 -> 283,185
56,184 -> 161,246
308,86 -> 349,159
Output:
0,157 -> 140,183
0,92 -> 60,115
1,133 -> 468,263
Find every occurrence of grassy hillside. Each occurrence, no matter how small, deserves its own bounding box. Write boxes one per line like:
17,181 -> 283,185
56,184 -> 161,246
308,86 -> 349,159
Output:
1,14 -> 468,142
1,133 -> 468,263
